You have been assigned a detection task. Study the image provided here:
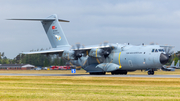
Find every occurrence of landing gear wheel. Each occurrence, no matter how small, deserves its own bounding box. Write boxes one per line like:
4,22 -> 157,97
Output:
101,72 -> 106,75
111,71 -> 127,75
148,71 -> 154,75
151,71 -> 154,75
90,72 -> 106,75
119,71 -> 127,75
148,71 -> 151,75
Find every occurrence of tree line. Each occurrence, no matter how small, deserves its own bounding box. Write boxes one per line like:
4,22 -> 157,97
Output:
0,52 -> 66,67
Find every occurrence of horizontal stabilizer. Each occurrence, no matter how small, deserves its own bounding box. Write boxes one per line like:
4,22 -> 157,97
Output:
7,18 -> 69,22
22,49 -> 64,55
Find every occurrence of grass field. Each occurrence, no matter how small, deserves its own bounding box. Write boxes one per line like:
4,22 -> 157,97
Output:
0,70 -> 180,101
0,76 -> 180,101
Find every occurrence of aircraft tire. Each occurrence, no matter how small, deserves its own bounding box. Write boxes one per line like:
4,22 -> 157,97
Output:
151,71 -> 154,75
111,72 -> 114,75
148,71 -> 154,75
119,71 -> 127,75
111,71 -> 127,75
101,72 -> 106,75
89,72 -> 106,75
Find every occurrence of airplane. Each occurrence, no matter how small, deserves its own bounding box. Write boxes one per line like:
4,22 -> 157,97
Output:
176,60 -> 180,68
8,14 -> 173,75
161,60 -> 179,71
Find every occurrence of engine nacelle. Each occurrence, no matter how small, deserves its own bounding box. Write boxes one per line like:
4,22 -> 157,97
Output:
89,48 -> 103,58
62,51 -> 75,60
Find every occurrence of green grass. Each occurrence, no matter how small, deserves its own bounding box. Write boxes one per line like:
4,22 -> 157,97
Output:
0,76 -> 180,101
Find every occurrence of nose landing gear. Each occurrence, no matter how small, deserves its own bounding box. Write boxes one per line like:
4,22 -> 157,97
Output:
148,70 -> 154,75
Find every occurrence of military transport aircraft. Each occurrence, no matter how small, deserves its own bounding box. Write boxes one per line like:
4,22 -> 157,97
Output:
8,14 -> 174,75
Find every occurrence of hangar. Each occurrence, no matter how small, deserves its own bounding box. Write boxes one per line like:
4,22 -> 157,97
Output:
0,64 -> 35,70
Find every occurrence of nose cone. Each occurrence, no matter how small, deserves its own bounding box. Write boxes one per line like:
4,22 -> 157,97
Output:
160,53 -> 169,65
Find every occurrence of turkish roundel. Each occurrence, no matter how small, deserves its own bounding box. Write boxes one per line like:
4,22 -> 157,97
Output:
52,26 -> 55,29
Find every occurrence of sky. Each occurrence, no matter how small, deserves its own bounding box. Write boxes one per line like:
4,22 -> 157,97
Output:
0,0 -> 180,59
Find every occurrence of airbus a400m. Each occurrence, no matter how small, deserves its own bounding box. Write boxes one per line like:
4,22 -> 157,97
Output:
9,14 -> 173,75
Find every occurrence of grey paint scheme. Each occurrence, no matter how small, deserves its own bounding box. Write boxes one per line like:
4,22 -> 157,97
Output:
79,44 -> 163,72
162,60 -> 180,71
176,60 -> 179,68
41,14 -> 70,49
11,14 -> 168,74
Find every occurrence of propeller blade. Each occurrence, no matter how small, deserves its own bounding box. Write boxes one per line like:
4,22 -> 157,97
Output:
76,43 -> 80,50
71,45 -> 75,50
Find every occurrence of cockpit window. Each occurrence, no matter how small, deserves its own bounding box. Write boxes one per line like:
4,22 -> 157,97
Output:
152,49 -> 165,53
158,49 -> 164,52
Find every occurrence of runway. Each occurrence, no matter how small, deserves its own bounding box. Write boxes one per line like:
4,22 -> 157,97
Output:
0,73 -> 180,78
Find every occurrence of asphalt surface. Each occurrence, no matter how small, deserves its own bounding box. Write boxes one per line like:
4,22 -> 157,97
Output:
0,73 -> 180,78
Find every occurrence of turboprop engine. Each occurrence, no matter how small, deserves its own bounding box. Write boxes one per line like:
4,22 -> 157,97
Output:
89,48 -> 103,58
62,51 -> 75,60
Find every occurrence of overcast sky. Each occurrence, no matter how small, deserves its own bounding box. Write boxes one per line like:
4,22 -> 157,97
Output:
1,0 -> 180,59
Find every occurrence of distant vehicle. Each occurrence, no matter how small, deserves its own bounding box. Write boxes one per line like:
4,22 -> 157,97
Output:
50,66 -> 71,70
161,60 -> 180,71
43,67 -> 48,70
35,67 -> 42,70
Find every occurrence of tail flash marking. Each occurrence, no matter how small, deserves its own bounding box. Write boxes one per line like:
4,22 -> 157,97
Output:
55,35 -> 61,41
52,26 -> 55,29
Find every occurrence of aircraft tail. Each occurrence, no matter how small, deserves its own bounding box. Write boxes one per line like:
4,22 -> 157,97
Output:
175,60 -> 179,68
170,60 -> 175,67
8,14 -> 71,49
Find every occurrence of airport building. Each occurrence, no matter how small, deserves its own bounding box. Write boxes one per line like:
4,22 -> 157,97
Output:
0,64 -> 35,70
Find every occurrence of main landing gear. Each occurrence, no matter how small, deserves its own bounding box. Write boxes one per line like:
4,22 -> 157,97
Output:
148,70 -> 154,75
89,72 -> 106,75
111,70 -> 127,75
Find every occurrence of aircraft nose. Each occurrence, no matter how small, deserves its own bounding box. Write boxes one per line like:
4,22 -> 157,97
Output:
160,53 -> 169,65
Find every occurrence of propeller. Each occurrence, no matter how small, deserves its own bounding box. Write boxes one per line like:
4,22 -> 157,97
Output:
149,42 -> 159,45
63,43 -> 86,69
71,43 -> 86,60
100,41 -> 109,47
163,46 -> 174,58
159,45 -> 174,65
99,42 -> 114,63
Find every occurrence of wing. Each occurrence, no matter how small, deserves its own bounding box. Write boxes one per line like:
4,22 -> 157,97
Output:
21,44 -> 115,55
22,49 -> 64,55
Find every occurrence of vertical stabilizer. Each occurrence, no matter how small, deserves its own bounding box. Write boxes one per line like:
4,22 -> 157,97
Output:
170,60 -> 175,67
175,60 -> 179,68
41,14 -> 70,48
8,14 -> 71,49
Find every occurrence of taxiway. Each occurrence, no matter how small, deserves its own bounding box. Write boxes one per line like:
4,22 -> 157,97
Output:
0,73 -> 180,78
